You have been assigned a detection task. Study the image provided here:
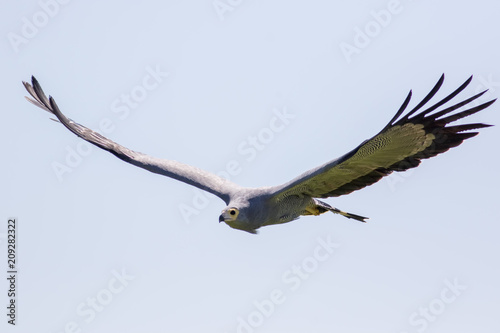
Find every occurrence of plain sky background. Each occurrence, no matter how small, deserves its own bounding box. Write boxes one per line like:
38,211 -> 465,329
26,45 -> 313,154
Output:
1,1 -> 500,332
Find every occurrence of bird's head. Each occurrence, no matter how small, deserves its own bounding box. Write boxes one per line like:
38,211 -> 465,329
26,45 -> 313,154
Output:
219,207 -> 240,223
219,206 -> 257,234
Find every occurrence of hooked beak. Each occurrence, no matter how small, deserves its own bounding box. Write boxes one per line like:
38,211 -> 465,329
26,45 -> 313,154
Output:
219,214 -> 225,223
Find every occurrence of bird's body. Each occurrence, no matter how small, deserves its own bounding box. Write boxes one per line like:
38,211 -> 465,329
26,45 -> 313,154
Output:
222,189 -> 345,233
23,75 -> 495,233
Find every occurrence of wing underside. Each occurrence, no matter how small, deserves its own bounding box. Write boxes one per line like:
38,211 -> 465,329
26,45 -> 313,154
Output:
271,75 -> 495,201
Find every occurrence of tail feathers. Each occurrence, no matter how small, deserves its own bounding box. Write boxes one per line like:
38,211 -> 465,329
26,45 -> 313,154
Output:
331,208 -> 368,222
314,200 -> 368,223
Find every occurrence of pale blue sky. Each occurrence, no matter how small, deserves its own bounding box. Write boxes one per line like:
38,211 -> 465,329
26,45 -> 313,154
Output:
2,1 -> 500,332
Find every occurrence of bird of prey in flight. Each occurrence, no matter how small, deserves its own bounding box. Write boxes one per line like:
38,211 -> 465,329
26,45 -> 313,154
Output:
23,75 -> 494,233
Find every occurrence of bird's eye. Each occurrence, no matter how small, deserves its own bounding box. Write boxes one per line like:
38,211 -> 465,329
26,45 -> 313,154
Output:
230,210 -> 236,215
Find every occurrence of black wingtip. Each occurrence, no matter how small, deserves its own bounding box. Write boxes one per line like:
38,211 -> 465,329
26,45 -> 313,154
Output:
31,75 -> 39,88
48,96 -> 64,119
439,98 -> 497,124
402,74 -> 446,120
32,76 -> 41,92
383,89 -> 412,131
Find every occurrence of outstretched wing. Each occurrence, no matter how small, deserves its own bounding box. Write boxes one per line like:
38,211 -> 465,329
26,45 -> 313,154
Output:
270,74 -> 495,201
23,76 -> 239,204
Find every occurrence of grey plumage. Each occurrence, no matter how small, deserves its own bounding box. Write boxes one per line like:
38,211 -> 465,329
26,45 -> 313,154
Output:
23,75 -> 495,233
